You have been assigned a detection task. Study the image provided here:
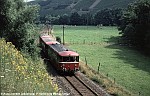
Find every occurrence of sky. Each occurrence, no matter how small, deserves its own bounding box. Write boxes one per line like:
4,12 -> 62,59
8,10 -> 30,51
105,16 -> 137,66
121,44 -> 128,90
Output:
24,0 -> 35,2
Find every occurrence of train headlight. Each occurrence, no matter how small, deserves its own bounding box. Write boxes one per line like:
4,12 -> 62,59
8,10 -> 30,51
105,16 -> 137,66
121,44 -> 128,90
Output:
63,68 -> 66,71
75,64 -> 77,67
62,64 -> 64,67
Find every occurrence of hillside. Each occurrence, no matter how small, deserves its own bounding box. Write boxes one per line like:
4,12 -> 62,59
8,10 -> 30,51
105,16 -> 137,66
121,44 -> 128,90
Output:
29,0 -> 136,16
0,39 -> 58,93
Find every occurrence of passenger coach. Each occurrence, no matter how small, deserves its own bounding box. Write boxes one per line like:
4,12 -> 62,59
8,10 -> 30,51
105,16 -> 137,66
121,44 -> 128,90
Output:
39,34 -> 60,55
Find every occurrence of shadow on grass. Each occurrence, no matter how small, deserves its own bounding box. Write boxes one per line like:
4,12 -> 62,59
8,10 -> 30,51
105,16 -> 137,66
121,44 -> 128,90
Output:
105,36 -> 150,74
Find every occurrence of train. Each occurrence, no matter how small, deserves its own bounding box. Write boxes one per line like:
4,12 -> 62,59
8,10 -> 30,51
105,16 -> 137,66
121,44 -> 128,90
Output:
39,34 -> 79,73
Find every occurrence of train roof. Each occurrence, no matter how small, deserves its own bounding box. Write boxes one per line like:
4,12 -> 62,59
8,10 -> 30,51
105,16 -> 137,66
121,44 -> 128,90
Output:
42,37 -> 52,42
49,44 -> 70,52
40,34 -> 51,38
40,34 -> 60,45
59,51 -> 79,56
41,35 -> 51,38
46,41 -> 60,45
49,44 -> 79,56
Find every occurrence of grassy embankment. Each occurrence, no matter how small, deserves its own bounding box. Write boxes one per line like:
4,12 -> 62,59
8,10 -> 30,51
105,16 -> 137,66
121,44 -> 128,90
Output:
0,39 -> 58,94
53,25 -> 150,96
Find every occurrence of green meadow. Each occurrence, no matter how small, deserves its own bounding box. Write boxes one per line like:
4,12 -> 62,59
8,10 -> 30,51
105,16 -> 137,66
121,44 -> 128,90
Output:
53,25 -> 150,96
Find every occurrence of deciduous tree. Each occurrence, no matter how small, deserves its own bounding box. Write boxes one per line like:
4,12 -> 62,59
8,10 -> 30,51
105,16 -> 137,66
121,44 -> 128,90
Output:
0,0 -> 39,56
119,0 -> 150,54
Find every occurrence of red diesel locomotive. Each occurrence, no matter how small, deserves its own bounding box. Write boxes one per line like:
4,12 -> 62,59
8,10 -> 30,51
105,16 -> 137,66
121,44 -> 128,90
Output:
39,34 -> 79,72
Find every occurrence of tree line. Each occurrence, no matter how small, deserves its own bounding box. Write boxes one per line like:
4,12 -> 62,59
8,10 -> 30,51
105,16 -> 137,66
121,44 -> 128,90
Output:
38,8 -> 122,26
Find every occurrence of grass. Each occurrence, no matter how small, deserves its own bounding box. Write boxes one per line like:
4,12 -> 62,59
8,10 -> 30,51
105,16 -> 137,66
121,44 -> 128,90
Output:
0,39 -> 58,93
53,25 -> 150,96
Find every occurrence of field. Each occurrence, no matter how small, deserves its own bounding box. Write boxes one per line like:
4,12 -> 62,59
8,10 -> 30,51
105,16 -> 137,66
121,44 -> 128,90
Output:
53,25 -> 150,96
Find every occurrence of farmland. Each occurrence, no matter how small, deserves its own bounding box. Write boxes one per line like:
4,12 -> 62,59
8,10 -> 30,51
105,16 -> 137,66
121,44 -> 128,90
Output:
53,25 -> 150,96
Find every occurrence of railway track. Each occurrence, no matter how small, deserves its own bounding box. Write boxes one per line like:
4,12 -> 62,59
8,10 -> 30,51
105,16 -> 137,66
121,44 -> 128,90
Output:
64,74 -> 99,96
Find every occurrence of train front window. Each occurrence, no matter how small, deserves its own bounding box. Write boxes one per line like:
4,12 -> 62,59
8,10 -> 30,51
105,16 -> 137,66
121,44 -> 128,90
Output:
63,57 -> 70,62
70,57 -> 76,62
76,56 -> 79,62
62,56 -> 79,62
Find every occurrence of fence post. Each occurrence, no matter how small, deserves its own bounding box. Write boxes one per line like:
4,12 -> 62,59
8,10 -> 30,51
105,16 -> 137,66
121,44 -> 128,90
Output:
114,78 -> 116,84
139,92 -> 141,96
85,56 -> 87,65
83,40 -> 85,44
106,73 -> 108,77
98,62 -> 100,73
62,25 -> 65,45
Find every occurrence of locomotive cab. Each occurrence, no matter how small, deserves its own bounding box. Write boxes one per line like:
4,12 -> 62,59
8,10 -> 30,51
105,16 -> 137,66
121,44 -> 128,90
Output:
58,51 -> 79,72
60,56 -> 79,62
46,43 -> 79,73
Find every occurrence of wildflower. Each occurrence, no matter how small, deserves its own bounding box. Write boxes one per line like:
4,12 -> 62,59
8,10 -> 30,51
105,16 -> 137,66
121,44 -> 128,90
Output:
1,76 -> 4,78
5,69 -> 11,72
11,61 -> 15,65
16,77 -> 19,80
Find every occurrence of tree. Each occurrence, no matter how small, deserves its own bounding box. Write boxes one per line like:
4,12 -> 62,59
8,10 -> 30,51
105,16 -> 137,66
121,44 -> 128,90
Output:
119,0 -> 150,54
94,8 -> 122,26
80,13 -> 94,25
0,0 -> 39,56
112,8 -> 123,26
94,9 -> 113,26
59,14 -> 70,25
70,12 -> 81,25
0,0 -> 12,37
44,15 -> 60,25
80,14 -> 88,25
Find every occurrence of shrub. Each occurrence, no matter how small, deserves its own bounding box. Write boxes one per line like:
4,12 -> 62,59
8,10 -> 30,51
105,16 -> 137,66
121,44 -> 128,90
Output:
56,36 -> 61,43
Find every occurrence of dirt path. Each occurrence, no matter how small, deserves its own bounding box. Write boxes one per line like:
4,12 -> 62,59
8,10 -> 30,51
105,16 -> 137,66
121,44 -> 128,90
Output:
89,0 -> 101,9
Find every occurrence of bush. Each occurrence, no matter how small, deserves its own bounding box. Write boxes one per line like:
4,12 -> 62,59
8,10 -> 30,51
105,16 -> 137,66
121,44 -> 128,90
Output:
56,36 -> 61,43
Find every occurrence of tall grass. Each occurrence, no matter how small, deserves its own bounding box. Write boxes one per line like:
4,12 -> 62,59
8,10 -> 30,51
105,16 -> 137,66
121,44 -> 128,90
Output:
0,38 -> 58,93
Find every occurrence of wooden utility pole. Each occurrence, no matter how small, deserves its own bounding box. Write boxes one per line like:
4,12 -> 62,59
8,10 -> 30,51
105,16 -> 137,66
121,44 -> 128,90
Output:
63,25 -> 65,45
47,24 -> 49,35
